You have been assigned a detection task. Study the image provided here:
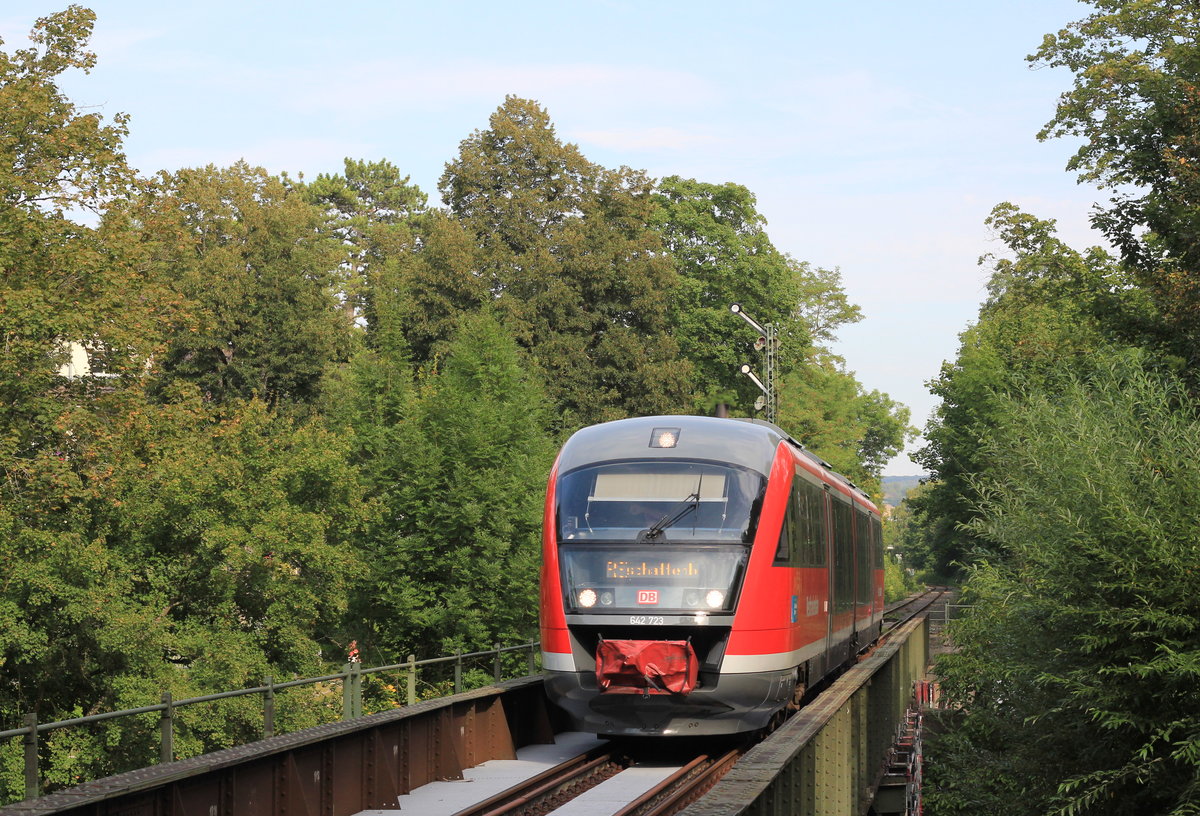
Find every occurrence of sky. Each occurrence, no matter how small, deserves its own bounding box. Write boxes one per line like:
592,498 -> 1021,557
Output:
3,1 -> 1112,476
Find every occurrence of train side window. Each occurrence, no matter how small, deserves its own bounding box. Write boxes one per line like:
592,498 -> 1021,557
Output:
819,487 -> 832,565
873,516 -> 883,569
796,482 -> 806,564
774,480 -> 798,566
806,481 -> 826,565
787,483 -> 802,566
792,478 -> 826,566
773,523 -> 789,566
855,509 -> 873,605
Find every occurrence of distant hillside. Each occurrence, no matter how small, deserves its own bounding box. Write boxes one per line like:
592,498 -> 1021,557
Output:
882,475 -> 924,507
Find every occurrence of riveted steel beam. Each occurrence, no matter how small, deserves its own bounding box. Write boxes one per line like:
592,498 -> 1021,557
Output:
680,596 -> 942,816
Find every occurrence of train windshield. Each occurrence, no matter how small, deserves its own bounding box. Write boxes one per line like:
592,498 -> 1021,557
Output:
555,460 -> 765,544
558,544 -> 747,613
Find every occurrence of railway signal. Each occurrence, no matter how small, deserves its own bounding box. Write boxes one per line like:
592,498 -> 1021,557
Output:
730,303 -> 777,424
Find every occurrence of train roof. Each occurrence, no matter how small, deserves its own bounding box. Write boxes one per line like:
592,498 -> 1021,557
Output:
556,416 -> 872,503
557,415 -> 780,476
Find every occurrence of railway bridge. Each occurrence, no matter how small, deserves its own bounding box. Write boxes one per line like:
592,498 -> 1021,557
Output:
0,592 -> 949,816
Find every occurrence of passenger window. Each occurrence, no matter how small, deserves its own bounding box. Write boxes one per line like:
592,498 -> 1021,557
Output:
791,477 -> 827,566
774,480 -> 798,565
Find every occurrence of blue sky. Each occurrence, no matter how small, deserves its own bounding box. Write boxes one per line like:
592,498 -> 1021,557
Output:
3,1 -> 1110,475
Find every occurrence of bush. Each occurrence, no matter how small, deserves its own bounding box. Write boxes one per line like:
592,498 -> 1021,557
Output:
927,351 -> 1200,815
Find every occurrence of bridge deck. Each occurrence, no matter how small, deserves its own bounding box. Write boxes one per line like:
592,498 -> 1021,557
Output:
356,731 -> 605,816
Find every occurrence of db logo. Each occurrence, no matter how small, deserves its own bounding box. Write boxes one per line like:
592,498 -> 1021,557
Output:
637,590 -> 659,605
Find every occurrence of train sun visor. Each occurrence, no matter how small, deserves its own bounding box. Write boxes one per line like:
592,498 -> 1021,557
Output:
596,638 -> 699,695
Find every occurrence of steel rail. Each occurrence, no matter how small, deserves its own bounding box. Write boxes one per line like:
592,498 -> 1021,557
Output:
451,748 -> 627,816
879,587 -> 947,639
614,748 -> 745,816
883,586 -> 943,618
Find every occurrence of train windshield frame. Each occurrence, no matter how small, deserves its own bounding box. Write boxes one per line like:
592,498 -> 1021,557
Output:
555,459 -> 765,544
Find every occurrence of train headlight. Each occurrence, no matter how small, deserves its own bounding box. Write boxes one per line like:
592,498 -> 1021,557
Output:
578,589 -> 598,608
705,589 -> 725,609
684,590 -> 701,607
599,591 -> 614,606
649,427 -> 680,448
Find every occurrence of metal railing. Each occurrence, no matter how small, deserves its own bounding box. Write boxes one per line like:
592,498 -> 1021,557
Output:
3,641 -> 539,801
939,603 -> 973,626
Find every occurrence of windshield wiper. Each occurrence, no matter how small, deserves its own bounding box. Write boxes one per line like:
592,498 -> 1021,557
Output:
641,475 -> 704,541
640,493 -> 699,541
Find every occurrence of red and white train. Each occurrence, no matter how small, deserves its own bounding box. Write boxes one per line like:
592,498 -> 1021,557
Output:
540,415 -> 884,736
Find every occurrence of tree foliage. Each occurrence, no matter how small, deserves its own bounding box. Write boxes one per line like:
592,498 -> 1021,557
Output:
654,177 -> 810,411
913,203 -> 1132,575
393,210 -> 489,364
357,312 -> 555,659
0,5 -> 154,460
1033,0 -> 1200,376
779,354 -> 910,497
928,353 -> 1200,815
130,162 -> 352,406
304,157 -> 427,333
652,175 -> 905,487
913,5 -> 1200,810
0,385 -> 365,799
440,96 -> 692,427
882,482 -> 938,578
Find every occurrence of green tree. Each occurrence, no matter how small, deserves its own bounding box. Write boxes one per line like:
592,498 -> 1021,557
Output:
304,158 -> 427,333
0,7 -> 149,789
320,346 -> 413,494
912,204 -> 1130,575
130,162 -> 352,405
319,328 -> 416,660
789,259 -> 864,347
439,96 -> 691,427
104,388 -> 363,674
0,5 -> 156,460
1033,1 -> 1200,375
0,383 -> 365,800
881,487 -> 925,601
0,14 -> 368,783
928,352 -> 1200,815
650,175 -> 907,482
653,177 -> 808,410
0,9 -> 169,796
354,311 -> 555,660
393,210 -> 489,364
883,482 -> 939,580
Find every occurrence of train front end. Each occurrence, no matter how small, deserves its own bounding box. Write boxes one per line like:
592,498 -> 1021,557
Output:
540,416 -> 794,736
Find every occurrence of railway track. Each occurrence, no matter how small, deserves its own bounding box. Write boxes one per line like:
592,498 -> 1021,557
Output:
609,748 -> 743,816
388,739 -> 744,816
450,742 -> 625,816
881,586 -> 948,637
